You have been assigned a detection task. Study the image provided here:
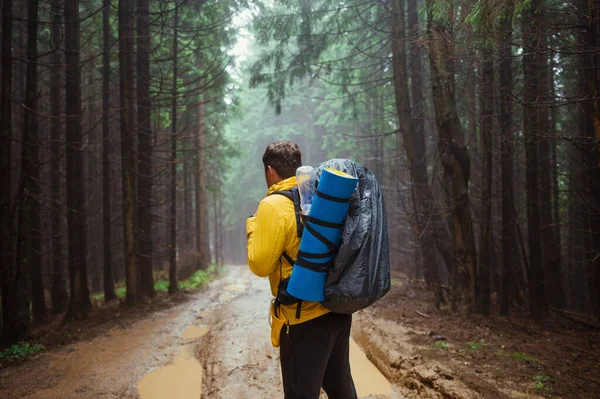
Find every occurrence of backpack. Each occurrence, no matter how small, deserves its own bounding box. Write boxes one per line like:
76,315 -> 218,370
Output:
271,159 -> 391,315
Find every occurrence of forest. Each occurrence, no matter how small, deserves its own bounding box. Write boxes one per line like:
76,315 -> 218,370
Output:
0,0 -> 599,398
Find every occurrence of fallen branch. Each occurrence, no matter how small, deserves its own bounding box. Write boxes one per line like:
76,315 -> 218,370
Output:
550,307 -> 600,330
415,310 -> 430,319
563,343 -> 598,358
567,371 -> 600,386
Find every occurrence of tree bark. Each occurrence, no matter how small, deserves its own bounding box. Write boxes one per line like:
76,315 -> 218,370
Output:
102,0 -> 116,301
217,184 -> 224,265
549,55 -> 564,309
119,0 -> 140,304
390,0 -> 448,305
536,22 -> 564,309
65,0 -> 89,320
0,0 -> 29,347
592,0 -> 600,320
522,0 -> 548,319
18,0 -> 46,323
477,43 -> 493,316
576,0 -> 600,318
137,0 -> 156,299
588,0 -> 600,320
195,90 -> 209,270
169,3 -> 179,294
426,0 -> 477,312
212,185 -> 219,265
50,0 -> 68,314
499,8 -> 518,316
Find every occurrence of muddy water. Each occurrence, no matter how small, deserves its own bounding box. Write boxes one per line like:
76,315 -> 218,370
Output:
182,325 -> 209,341
0,266 -> 401,399
0,292 -> 219,399
137,325 -> 208,399
350,338 -> 393,397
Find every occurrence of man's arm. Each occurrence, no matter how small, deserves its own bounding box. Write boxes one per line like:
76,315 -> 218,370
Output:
246,199 -> 285,277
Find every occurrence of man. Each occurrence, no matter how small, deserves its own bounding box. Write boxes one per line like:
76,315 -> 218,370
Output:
246,141 -> 357,399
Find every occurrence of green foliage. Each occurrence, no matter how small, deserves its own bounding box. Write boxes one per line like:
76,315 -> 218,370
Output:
468,340 -> 485,350
431,0 -> 453,23
512,352 -> 538,362
0,342 -> 45,364
434,341 -> 449,350
533,375 -> 552,392
514,0 -> 532,16
178,265 -> 218,290
154,279 -> 170,292
152,264 -> 220,292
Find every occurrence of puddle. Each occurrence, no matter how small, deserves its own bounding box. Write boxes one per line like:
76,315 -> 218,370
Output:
219,292 -> 235,302
223,283 -> 247,292
137,355 -> 203,399
182,325 -> 209,341
350,338 -> 393,397
137,326 -> 209,399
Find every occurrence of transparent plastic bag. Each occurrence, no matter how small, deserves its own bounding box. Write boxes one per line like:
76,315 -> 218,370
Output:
296,166 -> 316,215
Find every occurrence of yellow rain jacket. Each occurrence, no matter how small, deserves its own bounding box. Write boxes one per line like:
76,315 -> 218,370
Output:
247,176 -> 330,345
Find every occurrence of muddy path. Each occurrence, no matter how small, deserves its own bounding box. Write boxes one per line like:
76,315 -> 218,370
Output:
0,266 -> 402,399
195,266 -> 400,399
0,276 -> 220,399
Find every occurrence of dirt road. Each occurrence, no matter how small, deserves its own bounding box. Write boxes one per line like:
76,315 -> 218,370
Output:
0,265 -> 403,399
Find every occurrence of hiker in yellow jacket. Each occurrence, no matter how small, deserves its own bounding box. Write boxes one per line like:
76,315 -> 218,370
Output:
247,141 -> 357,399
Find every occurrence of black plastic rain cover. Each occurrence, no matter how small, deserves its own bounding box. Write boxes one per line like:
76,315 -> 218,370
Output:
315,159 -> 391,314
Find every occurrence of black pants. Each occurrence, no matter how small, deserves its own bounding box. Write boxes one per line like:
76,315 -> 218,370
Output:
280,312 -> 357,399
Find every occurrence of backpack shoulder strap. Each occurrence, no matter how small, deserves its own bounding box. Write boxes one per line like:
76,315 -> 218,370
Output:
270,187 -> 303,238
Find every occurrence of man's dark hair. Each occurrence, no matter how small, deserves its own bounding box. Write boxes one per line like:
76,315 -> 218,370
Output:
262,141 -> 302,179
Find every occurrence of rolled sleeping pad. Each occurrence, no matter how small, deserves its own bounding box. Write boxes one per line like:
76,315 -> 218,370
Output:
287,168 -> 359,302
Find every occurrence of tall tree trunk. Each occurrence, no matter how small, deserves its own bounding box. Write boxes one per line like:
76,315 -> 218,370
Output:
522,0 -> 548,319
212,186 -> 219,265
588,0 -> 600,320
169,3 -> 179,294
407,0 -> 430,289
0,0 -> 28,347
576,0 -> 600,318
195,91 -> 209,270
477,44 -> 493,316
84,61 -> 97,297
390,0 -> 448,305
184,142 -> 192,246
50,0 -> 68,314
102,0 -> 116,301
499,8 -> 518,315
549,55 -> 563,308
218,185 -> 224,265
18,0 -> 46,323
65,0 -> 89,320
426,0 -> 477,312
137,0 -> 156,299
119,0 -> 139,304
537,27 -> 564,309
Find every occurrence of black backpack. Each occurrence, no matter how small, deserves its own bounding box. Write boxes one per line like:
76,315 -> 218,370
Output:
271,159 -> 391,315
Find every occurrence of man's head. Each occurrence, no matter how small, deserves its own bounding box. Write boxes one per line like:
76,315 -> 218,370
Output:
262,140 -> 302,188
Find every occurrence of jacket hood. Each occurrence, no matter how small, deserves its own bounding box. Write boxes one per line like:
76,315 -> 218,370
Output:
267,176 -> 297,195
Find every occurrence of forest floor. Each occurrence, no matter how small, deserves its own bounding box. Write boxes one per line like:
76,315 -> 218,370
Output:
0,265 -> 598,399
366,271 -> 600,399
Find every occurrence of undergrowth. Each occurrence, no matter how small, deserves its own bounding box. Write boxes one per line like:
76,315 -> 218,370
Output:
91,264 -> 220,302
0,342 -> 45,365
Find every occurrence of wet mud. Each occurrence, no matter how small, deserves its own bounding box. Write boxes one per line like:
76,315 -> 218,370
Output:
1,266 -> 405,399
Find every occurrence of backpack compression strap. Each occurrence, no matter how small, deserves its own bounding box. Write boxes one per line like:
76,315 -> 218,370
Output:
271,188 -> 344,273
